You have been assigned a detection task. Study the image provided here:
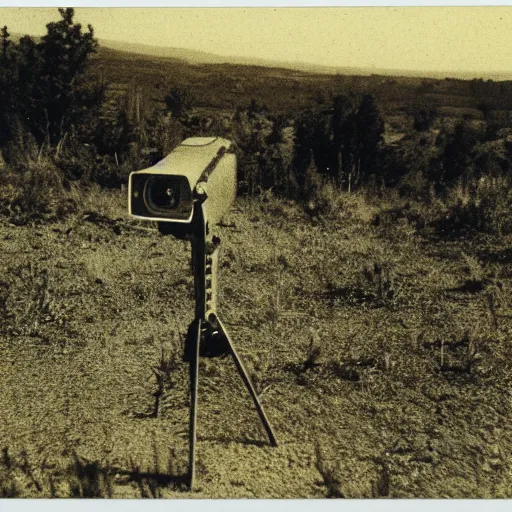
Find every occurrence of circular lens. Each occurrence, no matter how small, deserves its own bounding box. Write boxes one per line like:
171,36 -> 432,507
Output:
145,176 -> 180,211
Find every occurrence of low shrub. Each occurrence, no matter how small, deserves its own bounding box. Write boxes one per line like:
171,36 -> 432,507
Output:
0,156 -> 78,223
304,177 -> 378,224
305,180 -> 342,219
437,178 -> 512,236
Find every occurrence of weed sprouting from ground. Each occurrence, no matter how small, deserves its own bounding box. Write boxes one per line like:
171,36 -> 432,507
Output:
460,252 -> 488,292
372,457 -> 391,498
436,329 -> 481,376
150,338 -> 182,418
0,447 -> 19,498
0,447 -> 61,497
246,351 -> 280,397
0,156 -> 79,224
4,263 -> 57,339
325,259 -> 400,309
267,247 -> 291,328
68,452 -> 114,498
19,450 -> 43,493
127,446 -> 187,498
485,288 -> 499,331
361,261 -> 398,305
436,178 -> 512,237
314,444 -> 391,498
314,444 -> 344,498
303,330 -> 322,372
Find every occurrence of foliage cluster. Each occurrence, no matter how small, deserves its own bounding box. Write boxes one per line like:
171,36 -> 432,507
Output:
0,9 -> 191,222
293,94 -> 385,196
0,11 -> 103,149
0,8 -> 511,234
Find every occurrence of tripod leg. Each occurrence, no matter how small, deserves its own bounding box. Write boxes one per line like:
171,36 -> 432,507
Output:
215,316 -> 278,447
188,317 -> 202,491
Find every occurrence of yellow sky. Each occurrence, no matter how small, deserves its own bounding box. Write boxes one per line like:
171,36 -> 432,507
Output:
0,7 -> 511,73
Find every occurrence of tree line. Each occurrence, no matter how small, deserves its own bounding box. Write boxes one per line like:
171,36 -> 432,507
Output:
0,8 -> 511,224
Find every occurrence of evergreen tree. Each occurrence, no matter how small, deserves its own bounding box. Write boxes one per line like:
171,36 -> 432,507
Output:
1,25 -> 9,59
409,99 -> 438,132
0,8 -> 105,151
440,121 -> 477,190
232,100 -> 273,195
310,110 -> 336,180
292,110 -> 315,198
356,94 -> 384,187
0,26 -> 16,145
35,8 -> 102,144
330,94 -> 354,186
164,87 -> 194,119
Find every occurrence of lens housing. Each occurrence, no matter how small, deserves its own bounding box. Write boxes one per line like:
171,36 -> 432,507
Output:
145,176 -> 181,212
130,173 -> 193,221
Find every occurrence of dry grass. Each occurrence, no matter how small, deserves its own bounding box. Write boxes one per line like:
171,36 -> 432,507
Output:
1,187 -> 512,498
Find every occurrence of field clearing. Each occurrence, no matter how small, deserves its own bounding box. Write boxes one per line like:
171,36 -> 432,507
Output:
92,46 -> 508,121
1,190 -> 511,498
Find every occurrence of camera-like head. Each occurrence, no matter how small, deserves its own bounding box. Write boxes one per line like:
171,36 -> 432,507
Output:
128,137 -> 236,236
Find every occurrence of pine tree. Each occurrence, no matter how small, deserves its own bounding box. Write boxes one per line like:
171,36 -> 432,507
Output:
356,94 -> 384,187
232,101 -> 273,195
1,25 -> 9,60
330,94 -> 355,187
0,26 -> 20,146
292,110 -> 315,198
164,87 -> 194,119
35,8 -> 102,144
440,121 -> 477,191
409,98 -> 438,131
310,111 -> 336,180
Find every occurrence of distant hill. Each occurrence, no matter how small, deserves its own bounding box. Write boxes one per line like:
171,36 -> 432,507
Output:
89,42 -> 510,121
100,38 -> 512,82
100,38 -> 370,76
100,39 -> 228,65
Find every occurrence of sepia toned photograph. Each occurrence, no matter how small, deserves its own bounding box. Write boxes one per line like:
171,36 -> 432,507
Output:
0,5 -> 511,499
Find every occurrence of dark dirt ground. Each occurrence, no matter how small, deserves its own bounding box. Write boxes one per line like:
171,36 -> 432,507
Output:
1,191 -> 512,498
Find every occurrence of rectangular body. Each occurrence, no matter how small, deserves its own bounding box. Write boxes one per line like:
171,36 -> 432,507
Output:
128,137 -> 237,226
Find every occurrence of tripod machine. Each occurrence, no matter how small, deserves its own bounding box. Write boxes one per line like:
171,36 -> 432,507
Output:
180,196 -> 278,491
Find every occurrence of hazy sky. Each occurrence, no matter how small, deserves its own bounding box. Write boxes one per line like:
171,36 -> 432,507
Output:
0,7 -> 511,73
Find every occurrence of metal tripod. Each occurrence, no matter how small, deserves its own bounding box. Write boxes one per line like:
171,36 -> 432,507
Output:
183,200 -> 278,491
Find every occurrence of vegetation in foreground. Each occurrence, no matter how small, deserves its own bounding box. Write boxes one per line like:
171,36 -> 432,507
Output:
1,7 -> 512,499
1,188 -> 511,498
